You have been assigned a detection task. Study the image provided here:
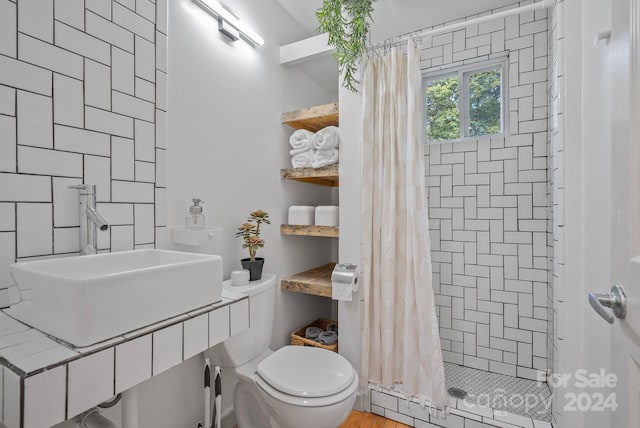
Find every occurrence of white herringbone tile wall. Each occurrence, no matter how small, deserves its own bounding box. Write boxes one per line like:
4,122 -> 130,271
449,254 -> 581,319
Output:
422,2 -> 551,381
0,0 -> 168,298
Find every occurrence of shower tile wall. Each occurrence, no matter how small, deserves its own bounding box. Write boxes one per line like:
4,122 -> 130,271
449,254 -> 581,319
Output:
423,2 -> 550,381
0,0 -> 168,300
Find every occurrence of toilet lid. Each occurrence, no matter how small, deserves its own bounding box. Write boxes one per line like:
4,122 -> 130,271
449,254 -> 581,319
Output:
256,346 -> 355,398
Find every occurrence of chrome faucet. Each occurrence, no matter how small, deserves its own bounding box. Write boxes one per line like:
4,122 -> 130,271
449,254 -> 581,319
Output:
68,184 -> 109,255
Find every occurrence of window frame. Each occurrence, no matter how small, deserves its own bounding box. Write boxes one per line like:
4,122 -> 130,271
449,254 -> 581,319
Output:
423,56 -> 510,144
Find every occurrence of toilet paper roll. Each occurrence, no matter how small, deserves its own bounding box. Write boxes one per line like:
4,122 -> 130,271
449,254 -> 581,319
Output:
332,281 -> 353,301
331,263 -> 358,301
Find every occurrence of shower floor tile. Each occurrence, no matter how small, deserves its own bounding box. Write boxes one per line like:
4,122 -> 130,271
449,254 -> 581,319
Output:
445,362 -> 552,422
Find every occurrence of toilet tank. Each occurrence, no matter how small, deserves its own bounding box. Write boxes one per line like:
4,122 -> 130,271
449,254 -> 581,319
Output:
211,274 -> 277,367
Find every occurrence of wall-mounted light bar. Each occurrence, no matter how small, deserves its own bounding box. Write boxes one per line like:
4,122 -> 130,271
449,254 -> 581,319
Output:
193,0 -> 264,46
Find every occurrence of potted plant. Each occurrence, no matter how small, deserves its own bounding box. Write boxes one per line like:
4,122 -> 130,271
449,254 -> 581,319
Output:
317,0 -> 375,92
236,210 -> 270,280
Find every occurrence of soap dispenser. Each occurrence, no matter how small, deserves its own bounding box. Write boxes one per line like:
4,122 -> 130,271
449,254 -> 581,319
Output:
186,198 -> 205,230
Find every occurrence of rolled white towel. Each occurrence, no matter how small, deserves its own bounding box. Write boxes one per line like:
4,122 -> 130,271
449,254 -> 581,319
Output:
317,331 -> 338,345
312,126 -> 340,150
305,327 -> 322,340
289,147 -> 311,156
289,129 -> 314,151
311,149 -> 339,169
291,150 -> 314,168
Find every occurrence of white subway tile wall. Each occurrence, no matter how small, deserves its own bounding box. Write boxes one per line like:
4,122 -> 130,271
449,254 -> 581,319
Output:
209,305 -> 230,346
67,348 -> 114,417
23,365 -> 66,428
115,335 -> 152,393
0,0 -> 168,295
183,313 -> 209,360
3,367 -> 20,428
152,323 -> 183,376
423,2 -> 551,380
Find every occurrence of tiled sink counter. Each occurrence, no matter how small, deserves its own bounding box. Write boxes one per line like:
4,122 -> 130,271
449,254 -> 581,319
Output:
0,292 -> 250,428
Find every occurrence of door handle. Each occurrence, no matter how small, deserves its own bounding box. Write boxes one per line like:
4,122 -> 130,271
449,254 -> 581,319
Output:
589,284 -> 627,324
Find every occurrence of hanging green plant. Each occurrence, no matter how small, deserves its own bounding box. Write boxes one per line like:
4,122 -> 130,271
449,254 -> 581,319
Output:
317,0 -> 375,92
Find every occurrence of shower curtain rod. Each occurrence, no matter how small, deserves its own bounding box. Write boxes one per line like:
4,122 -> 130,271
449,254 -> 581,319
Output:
368,0 -> 555,51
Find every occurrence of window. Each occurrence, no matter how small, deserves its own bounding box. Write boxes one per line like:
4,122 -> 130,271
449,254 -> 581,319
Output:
424,58 -> 508,142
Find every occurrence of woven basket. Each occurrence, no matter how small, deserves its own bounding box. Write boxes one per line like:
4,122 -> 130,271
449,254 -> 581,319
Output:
290,319 -> 338,353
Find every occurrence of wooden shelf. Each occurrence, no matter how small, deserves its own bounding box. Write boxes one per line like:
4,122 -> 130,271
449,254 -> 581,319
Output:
281,263 -> 336,298
281,103 -> 339,132
280,224 -> 339,237
280,164 -> 339,186
280,103 -> 340,299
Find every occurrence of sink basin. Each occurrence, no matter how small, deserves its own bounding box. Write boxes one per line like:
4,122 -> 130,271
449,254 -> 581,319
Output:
7,249 -> 223,347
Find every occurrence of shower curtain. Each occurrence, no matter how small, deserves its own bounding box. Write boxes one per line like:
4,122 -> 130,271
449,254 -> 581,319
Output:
360,39 -> 448,410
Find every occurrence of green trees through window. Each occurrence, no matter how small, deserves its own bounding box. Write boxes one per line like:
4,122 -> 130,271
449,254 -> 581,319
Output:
426,76 -> 459,141
425,64 -> 504,142
468,70 -> 501,137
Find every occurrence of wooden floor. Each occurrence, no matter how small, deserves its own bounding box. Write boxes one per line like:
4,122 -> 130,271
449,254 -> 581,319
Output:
338,411 -> 411,428
234,411 -> 408,428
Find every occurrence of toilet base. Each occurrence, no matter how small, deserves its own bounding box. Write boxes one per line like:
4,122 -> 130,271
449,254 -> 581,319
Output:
234,379 -> 277,428
256,378 -> 357,428
233,376 -> 358,428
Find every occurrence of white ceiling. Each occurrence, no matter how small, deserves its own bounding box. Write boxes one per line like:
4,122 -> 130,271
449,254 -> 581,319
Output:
276,0 -> 521,96
276,0 -> 324,36
277,0 -> 520,40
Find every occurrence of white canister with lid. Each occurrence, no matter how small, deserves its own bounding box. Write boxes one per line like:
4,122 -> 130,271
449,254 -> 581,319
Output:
231,269 -> 250,286
315,206 -> 339,227
288,206 -> 315,225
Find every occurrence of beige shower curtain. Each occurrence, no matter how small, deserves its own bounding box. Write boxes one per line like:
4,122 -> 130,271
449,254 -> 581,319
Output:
360,39 -> 448,410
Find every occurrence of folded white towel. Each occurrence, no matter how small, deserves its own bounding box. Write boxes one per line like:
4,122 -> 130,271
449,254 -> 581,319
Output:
291,150 -> 314,168
312,126 -> 340,150
312,149 -> 339,169
289,129 -> 314,151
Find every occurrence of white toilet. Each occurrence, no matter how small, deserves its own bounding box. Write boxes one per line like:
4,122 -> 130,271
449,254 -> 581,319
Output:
210,274 -> 358,428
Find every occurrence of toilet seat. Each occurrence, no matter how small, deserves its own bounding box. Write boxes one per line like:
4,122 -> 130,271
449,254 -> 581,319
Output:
254,346 -> 358,407
255,369 -> 359,408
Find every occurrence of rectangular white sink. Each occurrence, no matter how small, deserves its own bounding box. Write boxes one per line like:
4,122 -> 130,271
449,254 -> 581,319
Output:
7,249 -> 223,347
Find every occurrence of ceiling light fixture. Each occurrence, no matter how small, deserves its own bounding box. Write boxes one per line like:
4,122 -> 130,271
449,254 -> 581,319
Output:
193,0 -> 264,46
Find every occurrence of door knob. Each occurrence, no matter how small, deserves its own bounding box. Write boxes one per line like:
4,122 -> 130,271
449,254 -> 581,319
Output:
589,284 -> 627,324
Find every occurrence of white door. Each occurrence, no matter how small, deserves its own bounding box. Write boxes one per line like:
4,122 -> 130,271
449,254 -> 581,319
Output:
604,0 -> 640,426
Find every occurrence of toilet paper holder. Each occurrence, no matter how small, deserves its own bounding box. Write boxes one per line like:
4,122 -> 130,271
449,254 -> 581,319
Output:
331,263 -> 359,292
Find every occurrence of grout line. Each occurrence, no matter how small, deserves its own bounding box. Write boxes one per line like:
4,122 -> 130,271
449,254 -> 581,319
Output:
64,364 -> 69,421
113,345 -> 117,395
